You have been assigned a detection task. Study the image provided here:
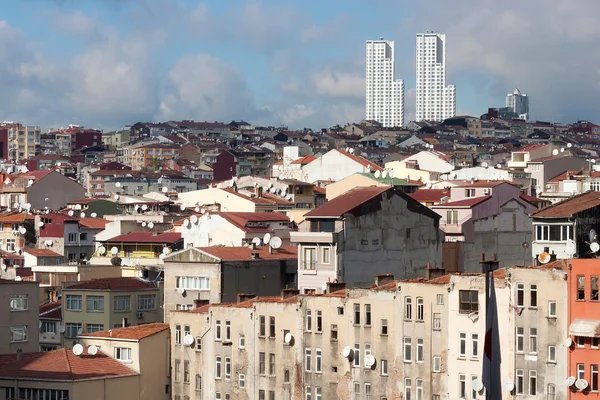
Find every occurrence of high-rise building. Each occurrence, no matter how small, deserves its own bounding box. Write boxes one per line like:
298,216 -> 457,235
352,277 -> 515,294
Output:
506,88 -> 529,120
415,32 -> 456,122
365,38 -> 404,127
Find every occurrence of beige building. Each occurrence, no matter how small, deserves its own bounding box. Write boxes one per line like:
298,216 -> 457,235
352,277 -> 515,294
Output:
0,279 -> 40,354
102,130 -> 131,151
325,172 -> 419,200
80,323 -> 170,400
62,277 -> 163,346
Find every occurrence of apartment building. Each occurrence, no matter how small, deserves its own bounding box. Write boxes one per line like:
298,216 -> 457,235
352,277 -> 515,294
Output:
5,124 -> 40,161
0,279 -> 40,353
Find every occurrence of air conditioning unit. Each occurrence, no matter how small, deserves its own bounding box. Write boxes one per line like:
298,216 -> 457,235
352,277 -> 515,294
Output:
137,312 -> 144,319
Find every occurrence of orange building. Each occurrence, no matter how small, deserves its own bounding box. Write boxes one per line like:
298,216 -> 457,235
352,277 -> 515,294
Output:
568,258 -> 600,398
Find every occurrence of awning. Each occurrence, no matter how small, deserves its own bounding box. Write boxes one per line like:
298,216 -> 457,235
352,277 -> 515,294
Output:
569,319 -> 600,337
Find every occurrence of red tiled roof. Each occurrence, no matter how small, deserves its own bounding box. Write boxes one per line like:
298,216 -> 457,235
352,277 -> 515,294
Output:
517,144 -> 547,152
548,170 -> 586,183
217,212 -> 290,231
519,194 -> 549,206
0,348 -> 137,381
313,186 -> 326,194
23,249 -> 62,257
0,211 -> 34,223
336,149 -> 383,171
80,323 -> 169,341
432,196 -> 490,208
305,186 -> 389,218
40,299 -> 61,320
196,246 -> 298,261
290,155 -> 316,165
63,277 -> 157,291
532,191 -> 600,218
78,218 -> 109,229
104,232 -> 181,244
409,189 -> 450,202
23,170 -> 53,180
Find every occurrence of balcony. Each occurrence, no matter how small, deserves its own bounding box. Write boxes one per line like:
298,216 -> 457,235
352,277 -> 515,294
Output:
290,231 -> 338,244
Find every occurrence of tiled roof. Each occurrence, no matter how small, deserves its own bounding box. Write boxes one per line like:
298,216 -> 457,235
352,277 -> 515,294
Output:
104,232 -> 181,244
78,218 -> 109,229
63,277 -> 157,291
196,246 -> 298,261
23,249 -> 62,257
40,299 -> 61,320
433,196 -> 491,208
0,211 -> 34,223
453,180 -> 515,188
80,323 -> 169,341
547,170 -> 586,183
0,348 -> 137,381
336,149 -> 383,171
409,189 -> 450,202
519,194 -> 549,206
218,212 -> 290,231
532,191 -> 600,218
290,155 -> 316,165
305,186 -> 390,218
517,144 -> 547,152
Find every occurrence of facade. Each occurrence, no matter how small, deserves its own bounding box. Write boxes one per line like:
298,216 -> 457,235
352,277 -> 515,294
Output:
415,32 -> 456,122
325,172 -> 419,200
385,150 -> 453,183
300,149 -> 383,184
39,300 -> 62,351
0,279 -> 40,353
365,39 -> 405,127
6,124 -> 40,161
506,88 -> 529,120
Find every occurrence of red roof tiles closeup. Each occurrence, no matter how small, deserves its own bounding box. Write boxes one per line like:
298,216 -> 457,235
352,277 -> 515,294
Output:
80,323 -> 169,341
217,212 -> 290,231
39,299 -> 62,320
64,277 -> 157,291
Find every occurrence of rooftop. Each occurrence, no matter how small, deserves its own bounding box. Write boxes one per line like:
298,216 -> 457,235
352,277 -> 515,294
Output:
217,212 -> 290,231
39,299 -> 61,320
290,155 -> 316,165
336,149 -> 383,171
196,245 -> 298,261
78,218 -> 110,229
104,232 -> 181,244
532,191 -> 600,218
79,323 -> 169,341
409,189 -> 450,202
63,277 -> 157,291
23,248 -> 63,257
305,186 -> 390,218
432,195 -> 491,208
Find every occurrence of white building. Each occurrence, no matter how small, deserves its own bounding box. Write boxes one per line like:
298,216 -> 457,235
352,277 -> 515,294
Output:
506,88 -> 529,120
415,32 -> 456,122
365,38 -> 405,127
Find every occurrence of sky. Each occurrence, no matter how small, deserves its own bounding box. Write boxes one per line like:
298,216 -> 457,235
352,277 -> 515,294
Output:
1,0 -> 600,131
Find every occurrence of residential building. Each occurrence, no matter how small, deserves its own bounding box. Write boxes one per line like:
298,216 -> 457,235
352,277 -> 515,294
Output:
506,88 -> 529,120
365,38 -> 405,127
62,277 -> 163,346
300,149 -> 383,184
325,172 -> 420,200
23,249 -> 63,267
385,150 -> 453,182
507,144 -> 557,171
178,187 -> 293,212
290,186 -> 443,292
79,323 -> 170,400
39,299 -> 62,351
125,143 -> 179,171
0,211 -> 34,253
5,124 -> 40,161
526,154 -> 587,198
0,279 -> 40,353
415,32 -> 456,122
102,130 -> 131,151
163,245 -> 298,317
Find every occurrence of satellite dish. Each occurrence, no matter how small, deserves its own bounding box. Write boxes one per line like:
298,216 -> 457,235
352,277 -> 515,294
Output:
565,240 -> 576,257
481,162 -> 489,168
364,354 -> 376,368
349,148 -> 355,154
80,212 -> 85,218
88,345 -> 98,355
114,194 -> 120,200
13,202 -> 19,209
342,346 -> 352,359
566,376 -> 576,387
177,287 -> 186,295
68,210 -> 74,217
148,222 -> 154,229
115,182 -> 121,188
504,380 -> 515,392
162,247 -> 170,255
591,242 -> 600,254
252,237 -> 261,246
18,227 -> 26,235
90,213 -> 97,218
321,282 -> 328,292
538,252 -> 551,264
389,169 -> 396,178
561,148 -> 565,153
263,233 -> 271,244
591,229 -> 598,242
201,209 -> 206,214
191,215 -> 198,224
496,164 -> 502,168
566,337 -> 573,347
374,170 -> 381,179
195,207 -> 200,212
98,246 -> 106,255
198,201 -> 204,206
111,247 -> 119,255
472,379 -> 484,392
270,236 -> 282,249
426,182 -> 432,188
141,205 -> 148,211
27,179 -> 33,186
14,276 -> 22,281
183,219 -> 189,227
568,143 -> 573,148
57,162 -> 61,167
284,332 -> 293,344
6,167 -> 11,174
552,149 -> 559,156
382,170 -> 388,179
38,221 -> 46,227
286,194 -> 292,201
180,204 -> 186,211
72,344 -> 83,356
162,187 -> 168,193
183,335 -> 195,346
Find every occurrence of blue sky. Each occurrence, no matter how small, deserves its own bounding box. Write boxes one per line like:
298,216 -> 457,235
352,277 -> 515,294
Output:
1,0 -> 599,130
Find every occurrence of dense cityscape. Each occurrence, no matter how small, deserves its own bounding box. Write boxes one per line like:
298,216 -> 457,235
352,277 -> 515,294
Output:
1,2 -> 600,398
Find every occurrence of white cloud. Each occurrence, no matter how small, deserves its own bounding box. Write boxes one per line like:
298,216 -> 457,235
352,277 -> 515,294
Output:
309,69 -> 364,98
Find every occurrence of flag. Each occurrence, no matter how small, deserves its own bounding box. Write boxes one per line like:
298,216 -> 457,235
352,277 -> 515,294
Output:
483,272 -> 502,399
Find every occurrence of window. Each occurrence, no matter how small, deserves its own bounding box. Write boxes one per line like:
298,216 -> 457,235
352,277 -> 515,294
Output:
516,283 -> 525,306
316,311 -> 322,333
365,383 -> 372,400
195,374 -> 202,391
284,369 -> 290,383
86,324 -> 104,333
465,188 -> 475,197
41,322 -> 56,334
259,352 -> 266,374
5,238 -> 15,251
268,392 -> 274,400
196,336 -> 202,351
529,328 -> 537,353
447,210 -> 458,224
353,343 -> 361,367
592,365 -> 599,391
437,294 -> 444,305
516,327 -> 524,352
578,275 -> 585,300
305,348 -> 312,371
10,326 -> 27,342
459,290 -> 478,313
258,316 -> 265,336
433,356 -> 441,372
138,294 -> 155,310
175,360 -> 181,382
365,304 -> 372,326
239,374 -> 245,388
548,301 -> 557,317
322,247 -> 330,264
114,296 -> 130,311
65,323 -> 81,338
471,376 -> 478,399
239,334 -> 245,348
530,284 -> 538,307
459,374 -> 466,399
415,338 -> 424,362
175,276 -> 210,290
515,369 -> 524,394
404,337 -> 412,362
577,335 -> 585,347
184,325 -> 190,340
354,304 -> 360,325
593,337 -> 599,349
266,316 -> 275,338
459,332 -> 467,358
381,319 -> 388,335
215,356 -> 222,379
548,345 -> 556,362
331,324 -> 338,340
175,324 -> 181,344
216,394 -> 221,400
433,313 -> 441,330
315,348 -> 322,372
381,359 -> 388,375
315,387 -> 322,400
405,378 -> 412,400
184,360 -> 190,383
593,276 -> 599,301
547,384 -> 556,400
303,247 -> 316,269
529,370 -> 537,396
405,297 -> 412,319
10,295 -> 27,311
471,334 -> 479,359
225,357 -> 231,380
259,391 -> 265,400
305,310 -> 312,331
66,295 -> 82,311
578,363 -> 585,380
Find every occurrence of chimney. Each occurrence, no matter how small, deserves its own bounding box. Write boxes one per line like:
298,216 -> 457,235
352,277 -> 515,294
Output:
326,281 -> 346,294
251,242 -> 257,250
237,293 -> 256,303
257,186 -> 263,198
281,288 -> 299,299
194,299 -> 209,308
375,274 -> 395,287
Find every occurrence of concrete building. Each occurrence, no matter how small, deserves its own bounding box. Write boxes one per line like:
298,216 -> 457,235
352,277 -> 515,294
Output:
415,32 -> 456,122
291,186 -> 443,292
365,38 -> 405,127
385,150 -> 454,183
506,88 -> 529,120
102,130 -> 131,151
0,279 -> 40,354
508,144 -> 557,171
39,299 -> 62,351
178,187 -> 294,212
325,172 -> 420,200
299,149 -> 383,184
526,153 -> 587,198
5,124 -> 40,161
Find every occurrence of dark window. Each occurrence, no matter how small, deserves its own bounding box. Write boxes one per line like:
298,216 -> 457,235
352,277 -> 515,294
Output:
578,276 -> 585,300
354,303 -> 360,325
549,225 -> 560,241
259,315 -> 266,336
592,276 -> 599,301
459,290 -> 479,313
269,317 -> 275,338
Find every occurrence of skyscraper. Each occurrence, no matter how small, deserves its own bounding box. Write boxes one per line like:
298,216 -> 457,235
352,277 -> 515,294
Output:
506,88 -> 529,120
415,32 -> 456,122
365,38 -> 404,127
